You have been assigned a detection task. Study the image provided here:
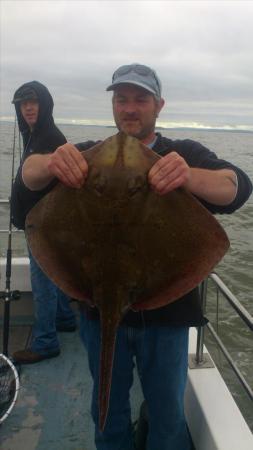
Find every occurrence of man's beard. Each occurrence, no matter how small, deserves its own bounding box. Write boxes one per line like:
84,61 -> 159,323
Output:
115,116 -> 156,141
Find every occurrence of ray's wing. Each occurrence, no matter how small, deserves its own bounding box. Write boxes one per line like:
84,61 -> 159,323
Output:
26,182 -> 96,304
129,185 -> 229,310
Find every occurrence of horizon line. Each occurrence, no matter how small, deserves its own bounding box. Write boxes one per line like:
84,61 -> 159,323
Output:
0,116 -> 252,133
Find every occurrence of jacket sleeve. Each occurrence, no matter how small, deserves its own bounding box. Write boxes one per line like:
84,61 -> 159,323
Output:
11,166 -> 58,230
198,165 -> 252,214
174,139 -> 253,214
11,126 -> 66,229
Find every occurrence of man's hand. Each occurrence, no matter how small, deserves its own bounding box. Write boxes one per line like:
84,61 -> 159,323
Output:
148,152 -> 191,195
22,143 -> 88,191
148,151 -> 237,206
48,143 -> 88,188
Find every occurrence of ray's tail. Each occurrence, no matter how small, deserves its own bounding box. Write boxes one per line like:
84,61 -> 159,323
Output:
98,315 -> 120,432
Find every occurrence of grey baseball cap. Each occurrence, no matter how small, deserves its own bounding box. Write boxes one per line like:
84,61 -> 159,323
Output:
106,63 -> 162,98
12,86 -> 38,104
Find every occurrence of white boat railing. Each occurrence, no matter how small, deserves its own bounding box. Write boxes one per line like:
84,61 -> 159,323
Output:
194,274 -> 253,402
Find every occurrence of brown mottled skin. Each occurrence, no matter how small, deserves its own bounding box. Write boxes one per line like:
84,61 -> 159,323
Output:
25,133 -> 229,430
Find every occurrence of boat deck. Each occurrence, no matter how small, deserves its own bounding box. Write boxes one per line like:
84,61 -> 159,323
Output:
0,294 -> 143,450
1,291 -> 253,450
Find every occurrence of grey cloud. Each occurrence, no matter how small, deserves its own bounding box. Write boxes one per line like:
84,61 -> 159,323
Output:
1,1 -> 253,129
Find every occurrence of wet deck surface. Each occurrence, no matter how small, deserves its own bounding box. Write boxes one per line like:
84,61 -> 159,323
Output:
0,295 -> 143,450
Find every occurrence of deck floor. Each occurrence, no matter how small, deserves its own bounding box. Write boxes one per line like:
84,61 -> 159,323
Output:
0,297 -> 143,450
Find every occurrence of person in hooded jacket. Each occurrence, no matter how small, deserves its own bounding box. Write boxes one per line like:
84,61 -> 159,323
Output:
11,81 -> 77,364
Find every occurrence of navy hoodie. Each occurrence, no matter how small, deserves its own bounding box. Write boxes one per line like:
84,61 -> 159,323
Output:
11,81 -> 66,229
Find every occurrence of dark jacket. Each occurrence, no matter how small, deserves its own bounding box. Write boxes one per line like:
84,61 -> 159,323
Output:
11,81 -> 66,229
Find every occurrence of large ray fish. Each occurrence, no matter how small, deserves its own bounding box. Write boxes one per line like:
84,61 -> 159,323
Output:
25,132 -> 230,430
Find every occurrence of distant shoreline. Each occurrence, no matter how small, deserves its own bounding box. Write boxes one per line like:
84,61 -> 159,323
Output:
0,119 -> 252,134
106,126 -> 253,134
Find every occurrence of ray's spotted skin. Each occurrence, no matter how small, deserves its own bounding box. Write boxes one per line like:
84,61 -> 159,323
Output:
25,132 -> 229,431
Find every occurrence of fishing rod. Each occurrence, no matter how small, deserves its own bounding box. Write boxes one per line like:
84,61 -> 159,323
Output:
0,117 -> 21,424
1,117 -> 21,356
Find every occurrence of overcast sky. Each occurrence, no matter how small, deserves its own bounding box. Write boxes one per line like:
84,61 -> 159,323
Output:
1,0 -> 253,130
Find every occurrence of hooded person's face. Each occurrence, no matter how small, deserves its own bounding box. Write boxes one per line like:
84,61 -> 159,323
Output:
20,99 -> 39,129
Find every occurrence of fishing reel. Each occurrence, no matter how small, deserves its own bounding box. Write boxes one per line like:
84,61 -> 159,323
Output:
0,290 -> 21,301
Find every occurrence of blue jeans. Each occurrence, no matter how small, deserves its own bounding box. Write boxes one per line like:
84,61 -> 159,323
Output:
29,251 -> 76,355
80,311 -> 191,450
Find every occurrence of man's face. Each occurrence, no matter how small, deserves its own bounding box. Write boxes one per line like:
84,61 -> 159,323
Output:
112,84 -> 164,142
20,99 -> 39,128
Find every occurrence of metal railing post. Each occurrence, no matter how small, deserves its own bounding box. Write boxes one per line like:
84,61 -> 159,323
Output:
195,278 -> 208,364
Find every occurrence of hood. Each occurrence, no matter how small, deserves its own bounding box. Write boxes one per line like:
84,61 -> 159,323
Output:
13,80 -> 55,139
